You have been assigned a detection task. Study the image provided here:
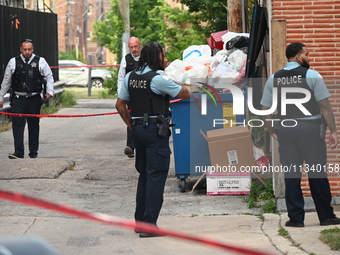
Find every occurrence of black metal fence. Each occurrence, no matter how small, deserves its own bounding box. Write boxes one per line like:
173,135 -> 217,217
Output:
0,5 -> 59,82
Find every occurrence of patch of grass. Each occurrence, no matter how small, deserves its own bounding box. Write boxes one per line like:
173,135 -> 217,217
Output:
0,120 -> 12,132
60,89 -> 77,107
291,243 -> 301,247
263,199 -> 276,213
278,227 -> 289,238
40,105 -> 59,115
64,87 -> 116,99
245,178 -> 276,213
242,213 -> 265,221
320,227 -> 340,250
204,213 -> 229,216
40,89 -> 77,115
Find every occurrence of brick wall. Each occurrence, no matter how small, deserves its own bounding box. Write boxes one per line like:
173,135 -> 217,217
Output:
272,0 -> 340,196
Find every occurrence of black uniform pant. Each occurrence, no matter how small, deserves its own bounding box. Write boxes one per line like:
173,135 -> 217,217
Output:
132,122 -> 171,225
10,95 -> 42,157
277,120 -> 335,223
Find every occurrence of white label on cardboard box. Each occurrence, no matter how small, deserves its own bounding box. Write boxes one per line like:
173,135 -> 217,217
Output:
218,178 -> 240,190
227,150 -> 238,165
206,175 -> 251,195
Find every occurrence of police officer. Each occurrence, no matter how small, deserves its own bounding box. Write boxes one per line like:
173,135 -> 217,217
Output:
117,37 -> 142,158
0,39 -> 54,159
261,42 -> 340,227
116,42 -> 190,237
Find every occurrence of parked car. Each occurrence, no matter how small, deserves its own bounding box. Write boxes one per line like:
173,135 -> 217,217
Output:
58,60 -> 111,88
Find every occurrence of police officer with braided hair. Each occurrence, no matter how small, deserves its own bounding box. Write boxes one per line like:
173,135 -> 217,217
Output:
0,39 -> 54,159
116,42 -> 190,238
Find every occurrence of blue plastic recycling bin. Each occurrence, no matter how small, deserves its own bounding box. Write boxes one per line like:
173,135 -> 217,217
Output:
170,91 -> 246,192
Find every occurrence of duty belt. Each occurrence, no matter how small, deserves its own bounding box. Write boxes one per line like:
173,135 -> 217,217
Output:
132,118 -> 158,126
14,92 -> 39,98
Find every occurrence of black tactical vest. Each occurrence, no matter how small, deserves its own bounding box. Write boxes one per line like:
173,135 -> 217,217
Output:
274,66 -> 320,119
125,54 -> 138,74
11,56 -> 43,93
128,70 -> 170,117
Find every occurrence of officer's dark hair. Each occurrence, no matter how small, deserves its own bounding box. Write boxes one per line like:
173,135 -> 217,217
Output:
23,39 -> 33,44
136,42 -> 165,72
286,42 -> 305,59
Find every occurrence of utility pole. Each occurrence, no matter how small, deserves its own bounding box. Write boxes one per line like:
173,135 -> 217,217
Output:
118,0 -> 130,58
227,0 -> 243,33
84,0 -> 88,59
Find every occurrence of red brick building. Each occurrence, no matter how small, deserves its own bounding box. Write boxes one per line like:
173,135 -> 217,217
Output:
269,0 -> 340,197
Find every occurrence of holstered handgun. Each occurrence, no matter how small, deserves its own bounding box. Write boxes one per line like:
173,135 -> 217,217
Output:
157,115 -> 170,138
9,87 -> 14,104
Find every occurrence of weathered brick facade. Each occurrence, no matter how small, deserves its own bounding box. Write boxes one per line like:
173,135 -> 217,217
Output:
271,0 -> 340,196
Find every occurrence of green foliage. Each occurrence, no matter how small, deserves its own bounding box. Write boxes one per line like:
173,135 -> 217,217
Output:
59,48 -> 84,62
320,227 -> 340,250
243,213 -> 265,221
60,90 -> 77,107
175,0 -> 228,37
93,0 -> 208,62
149,4 -> 207,61
92,0 -> 258,62
278,228 -> 289,237
246,115 -> 265,141
40,105 -> 59,115
0,121 -> 12,133
103,67 -> 119,96
92,0 -> 124,63
263,199 -> 276,213
246,179 -> 276,213
130,0 -> 166,44
246,181 -> 264,208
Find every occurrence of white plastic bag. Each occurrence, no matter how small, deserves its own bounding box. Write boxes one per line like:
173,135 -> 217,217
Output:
208,61 -> 239,88
165,59 -> 209,84
212,61 -> 239,79
164,59 -> 187,84
183,56 -> 219,77
228,50 -> 247,71
182,45 -> 212,60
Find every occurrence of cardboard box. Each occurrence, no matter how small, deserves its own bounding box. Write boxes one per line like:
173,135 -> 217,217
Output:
201,126 -> 255,195
205,126 -> 255,170
206,172 -> 251,195
207,30 -> 228,50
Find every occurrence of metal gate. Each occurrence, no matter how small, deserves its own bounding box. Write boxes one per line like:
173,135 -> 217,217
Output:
0,5 -> 58,82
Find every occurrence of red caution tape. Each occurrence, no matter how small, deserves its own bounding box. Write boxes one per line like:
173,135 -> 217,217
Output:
0,99 -> 181,118
0,111 -> 119,118
49,64 -> 120,69
0,190 -> 272,255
